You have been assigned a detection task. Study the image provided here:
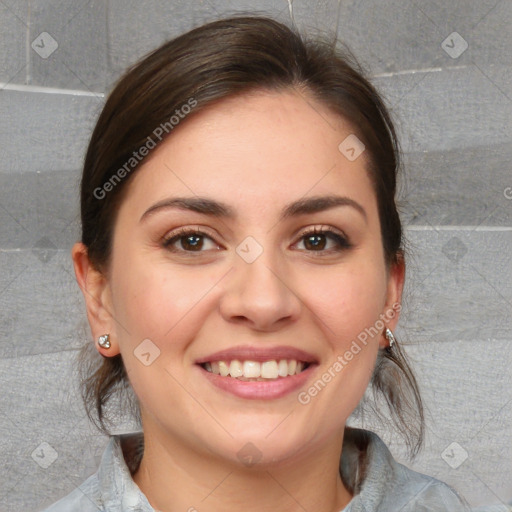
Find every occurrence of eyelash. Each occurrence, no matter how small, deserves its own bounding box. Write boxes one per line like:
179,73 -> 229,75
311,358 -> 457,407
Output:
161,226 -> 352,255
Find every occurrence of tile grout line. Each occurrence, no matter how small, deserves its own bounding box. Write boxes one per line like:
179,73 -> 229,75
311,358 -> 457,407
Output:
372,64 -> 468,78
0,82 -> 105,97
25,2 -> 30,84
405,226 -> 512,231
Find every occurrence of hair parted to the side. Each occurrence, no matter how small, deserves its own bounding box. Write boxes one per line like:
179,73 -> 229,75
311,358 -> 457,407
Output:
77,14 -> 424,458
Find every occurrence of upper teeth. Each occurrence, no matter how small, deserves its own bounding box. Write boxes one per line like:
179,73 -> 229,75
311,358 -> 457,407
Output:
203,360 -> 306,380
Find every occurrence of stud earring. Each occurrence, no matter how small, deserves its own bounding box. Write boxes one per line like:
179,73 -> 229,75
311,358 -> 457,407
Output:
97,334 -> 111,349
385,328 -> 395,348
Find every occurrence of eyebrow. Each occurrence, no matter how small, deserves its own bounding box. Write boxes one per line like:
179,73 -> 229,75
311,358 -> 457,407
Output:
140,195 -> 367,223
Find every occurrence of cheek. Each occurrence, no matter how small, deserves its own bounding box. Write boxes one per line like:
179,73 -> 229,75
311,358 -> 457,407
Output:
294,264 -> 386,430
110,249 -> 222,345
109,253 -> 220,413
302,260 -> 387,344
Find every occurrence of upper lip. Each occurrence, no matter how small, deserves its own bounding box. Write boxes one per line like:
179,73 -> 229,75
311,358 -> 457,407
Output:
195,346 -> 318,365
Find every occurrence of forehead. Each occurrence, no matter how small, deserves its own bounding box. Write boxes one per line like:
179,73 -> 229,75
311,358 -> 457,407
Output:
122,89 -> 376,217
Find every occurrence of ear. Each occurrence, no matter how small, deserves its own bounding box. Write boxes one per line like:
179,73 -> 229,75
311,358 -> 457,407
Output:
379,251 -> 405,348
71,242 -> 120,356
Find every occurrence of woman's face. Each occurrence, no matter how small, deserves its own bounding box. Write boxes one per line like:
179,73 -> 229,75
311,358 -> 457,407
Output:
91,89 -> 403,465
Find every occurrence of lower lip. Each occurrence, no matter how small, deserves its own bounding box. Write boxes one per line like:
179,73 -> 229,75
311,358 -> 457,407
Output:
198,364 -> 316,400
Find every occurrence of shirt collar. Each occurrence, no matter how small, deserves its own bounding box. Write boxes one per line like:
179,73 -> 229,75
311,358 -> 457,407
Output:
96,431 -> 151,511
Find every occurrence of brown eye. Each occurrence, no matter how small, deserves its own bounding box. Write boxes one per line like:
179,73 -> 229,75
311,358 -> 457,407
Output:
296,228 -> 351,252
163,228 -> 220,253
303,233 -> 328,250
176,233 -> 204,251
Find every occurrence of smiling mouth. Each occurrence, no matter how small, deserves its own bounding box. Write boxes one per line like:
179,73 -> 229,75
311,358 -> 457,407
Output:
200,359 -> 311,381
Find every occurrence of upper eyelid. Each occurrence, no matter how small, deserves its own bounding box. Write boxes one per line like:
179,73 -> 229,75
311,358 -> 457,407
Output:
164,225 -> 347,238
164,225 -> 218,239
297,225 -> 348,238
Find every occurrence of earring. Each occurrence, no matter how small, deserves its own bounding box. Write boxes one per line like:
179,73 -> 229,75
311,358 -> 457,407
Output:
97,334 -> 111,349
385,328 -> 395,348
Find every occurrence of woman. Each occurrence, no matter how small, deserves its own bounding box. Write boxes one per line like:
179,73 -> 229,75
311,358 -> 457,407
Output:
43,15 -> 473,512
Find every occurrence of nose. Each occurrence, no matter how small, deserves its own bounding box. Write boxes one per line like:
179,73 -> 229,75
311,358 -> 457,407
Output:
218,246 -> 302,332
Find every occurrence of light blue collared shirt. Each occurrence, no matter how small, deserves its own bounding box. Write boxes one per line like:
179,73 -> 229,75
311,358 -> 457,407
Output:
41,427 -> 511,512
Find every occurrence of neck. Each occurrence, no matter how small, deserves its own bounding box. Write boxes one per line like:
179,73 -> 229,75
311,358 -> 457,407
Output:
132,425 -> 353,512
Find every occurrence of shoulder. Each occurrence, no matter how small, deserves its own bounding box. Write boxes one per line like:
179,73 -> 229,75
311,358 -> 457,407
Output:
377,451 -> 471,511
386,452 -> 470,510
393,477 -> 471,511
342,427 -> 471,511
40,433 -> 151,512
376,438 -> 471,510
39,474 -> 102,512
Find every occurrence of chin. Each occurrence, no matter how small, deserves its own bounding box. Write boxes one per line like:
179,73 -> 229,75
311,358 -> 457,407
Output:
203,419 -> 316,468
212,438 -> 306,469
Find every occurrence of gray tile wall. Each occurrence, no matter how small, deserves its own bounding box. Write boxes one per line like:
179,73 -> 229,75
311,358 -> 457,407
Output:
0,1 -> 510,510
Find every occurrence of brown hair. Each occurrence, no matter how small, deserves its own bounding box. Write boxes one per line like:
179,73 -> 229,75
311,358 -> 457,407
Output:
77,14 -> 424,458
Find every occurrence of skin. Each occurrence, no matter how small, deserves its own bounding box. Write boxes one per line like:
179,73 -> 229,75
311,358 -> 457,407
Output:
72,88 -> 404,512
